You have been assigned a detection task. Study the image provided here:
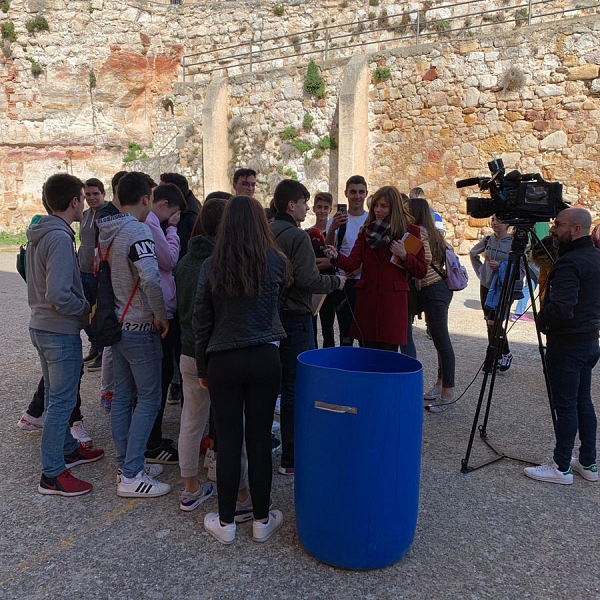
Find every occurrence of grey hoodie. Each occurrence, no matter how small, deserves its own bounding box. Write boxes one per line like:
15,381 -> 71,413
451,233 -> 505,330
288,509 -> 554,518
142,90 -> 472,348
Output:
470,233 -> 513,288
26,215 -> 90,335
97,212 -> 166,331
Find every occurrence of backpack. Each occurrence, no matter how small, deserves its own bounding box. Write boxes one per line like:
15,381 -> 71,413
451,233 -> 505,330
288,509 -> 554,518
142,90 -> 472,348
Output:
89,241 -> 139,347
431,246 -> 469,292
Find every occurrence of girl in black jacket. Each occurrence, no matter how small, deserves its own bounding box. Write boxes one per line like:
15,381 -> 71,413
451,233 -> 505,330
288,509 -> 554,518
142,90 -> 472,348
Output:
193,195 -> 289,545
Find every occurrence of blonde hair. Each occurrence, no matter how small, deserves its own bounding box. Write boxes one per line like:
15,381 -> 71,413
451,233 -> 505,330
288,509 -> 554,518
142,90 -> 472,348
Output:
367,186 -> 414,239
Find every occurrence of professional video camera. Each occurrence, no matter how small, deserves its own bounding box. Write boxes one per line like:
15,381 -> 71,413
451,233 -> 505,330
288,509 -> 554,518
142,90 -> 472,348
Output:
456,158 -> 568,222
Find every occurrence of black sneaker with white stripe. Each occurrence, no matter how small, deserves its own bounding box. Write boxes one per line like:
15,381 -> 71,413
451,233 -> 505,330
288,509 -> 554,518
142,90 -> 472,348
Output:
145,443 -> 179,465
116,470 -> 171,498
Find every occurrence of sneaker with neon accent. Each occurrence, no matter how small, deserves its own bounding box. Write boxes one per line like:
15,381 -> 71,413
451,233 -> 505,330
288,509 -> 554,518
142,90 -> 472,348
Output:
116,470 -> 171,498
180,482 -> 214,512
145,443 -> 179,465
524,462 -> 573,485
70,420 -> 93,449
65,446 -> 104,468
570,457 -> 598,482
38,469 -> 93,497
17,412 -> 45,431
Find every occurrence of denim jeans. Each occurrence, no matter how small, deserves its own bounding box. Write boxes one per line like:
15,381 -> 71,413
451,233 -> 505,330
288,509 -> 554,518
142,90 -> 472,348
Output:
546,340 -> 600,471
29,328 -> 81,478
279,313 -> 312,469
421,280 -> 455,388
111,331 -> 163,478
400,315 -> 417,358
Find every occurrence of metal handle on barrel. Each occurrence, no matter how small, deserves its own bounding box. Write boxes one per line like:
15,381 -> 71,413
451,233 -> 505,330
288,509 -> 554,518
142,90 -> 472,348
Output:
314,401 -> 358,414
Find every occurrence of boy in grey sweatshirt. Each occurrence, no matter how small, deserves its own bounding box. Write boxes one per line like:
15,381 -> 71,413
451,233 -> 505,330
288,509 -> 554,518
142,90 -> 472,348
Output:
28,174 -> 105,497
97,171 -> 171,498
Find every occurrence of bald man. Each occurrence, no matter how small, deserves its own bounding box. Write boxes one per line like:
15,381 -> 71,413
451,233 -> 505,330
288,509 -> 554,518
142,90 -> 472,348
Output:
525,208 -> 600,485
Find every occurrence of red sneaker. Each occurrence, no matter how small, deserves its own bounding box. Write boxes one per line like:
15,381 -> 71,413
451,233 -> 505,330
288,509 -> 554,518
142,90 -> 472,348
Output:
38,469 -> 93,496
65,446 -> 105,468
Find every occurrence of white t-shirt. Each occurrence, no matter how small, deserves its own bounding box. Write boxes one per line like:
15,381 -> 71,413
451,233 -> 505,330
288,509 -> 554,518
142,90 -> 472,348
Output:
326,211 -> 368,278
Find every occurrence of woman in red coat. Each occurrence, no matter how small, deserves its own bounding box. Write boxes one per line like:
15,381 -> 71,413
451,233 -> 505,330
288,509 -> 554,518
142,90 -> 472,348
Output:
325,186 -> 427,351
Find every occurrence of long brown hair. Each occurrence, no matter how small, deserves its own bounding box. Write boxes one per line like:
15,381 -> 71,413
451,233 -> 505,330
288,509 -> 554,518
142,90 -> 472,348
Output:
367,186 -> 414,239
210,195 -> 285,296
408,197 -> 446,264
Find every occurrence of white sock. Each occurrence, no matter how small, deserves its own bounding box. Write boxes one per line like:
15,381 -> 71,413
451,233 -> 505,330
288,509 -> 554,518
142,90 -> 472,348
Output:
122,475 -> 136,484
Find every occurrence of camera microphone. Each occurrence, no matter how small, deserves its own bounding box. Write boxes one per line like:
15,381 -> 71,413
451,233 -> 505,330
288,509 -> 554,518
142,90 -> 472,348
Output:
456,177 -> 483,189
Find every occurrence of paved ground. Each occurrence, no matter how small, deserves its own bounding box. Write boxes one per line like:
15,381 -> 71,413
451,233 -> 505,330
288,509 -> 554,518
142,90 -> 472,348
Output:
0,249 -> 598,600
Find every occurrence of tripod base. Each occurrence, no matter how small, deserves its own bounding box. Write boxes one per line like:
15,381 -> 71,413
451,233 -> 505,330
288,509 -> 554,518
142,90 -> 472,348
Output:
461,435 -> 539,473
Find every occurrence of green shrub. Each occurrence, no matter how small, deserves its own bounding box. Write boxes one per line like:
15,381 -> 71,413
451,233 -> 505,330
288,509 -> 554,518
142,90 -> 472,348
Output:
279,126 -> 297,141
291,139 -> 312,154
284,168 -> 298,181
312,148 -> 324,159
123,142 -> 148,163
291,36 -> 301,52
1,1 -> 10,13
373,67 -> 391,82
304,61 -> 325,99
302,112 -> 314,131
89,70 -> 97,90
435,19 -> 451,33
0,231 -> 27,246
26,56 -> 43,77
25,15 -> 49,34
273,5 -> 284,16
369,0 -> 379,5
368,11 -> 376,20
515,8 -> 528,25
318,135 -> 337,150
1,21 -> 16,43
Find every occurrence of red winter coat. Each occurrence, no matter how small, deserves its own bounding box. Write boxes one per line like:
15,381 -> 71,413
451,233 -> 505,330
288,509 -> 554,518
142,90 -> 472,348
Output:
336,224 -> 427,346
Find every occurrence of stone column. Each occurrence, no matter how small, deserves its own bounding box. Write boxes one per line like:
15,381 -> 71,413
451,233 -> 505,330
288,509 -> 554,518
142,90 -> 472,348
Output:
202,77 -> 229,196
337,55 -> 369,196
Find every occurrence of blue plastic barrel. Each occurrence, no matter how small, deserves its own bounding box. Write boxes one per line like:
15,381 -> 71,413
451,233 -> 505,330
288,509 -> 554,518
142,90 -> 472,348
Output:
295,347 -> 423,570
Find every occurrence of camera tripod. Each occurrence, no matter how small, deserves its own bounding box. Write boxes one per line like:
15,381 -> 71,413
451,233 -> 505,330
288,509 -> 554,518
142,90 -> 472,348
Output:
461,223 -> 556,473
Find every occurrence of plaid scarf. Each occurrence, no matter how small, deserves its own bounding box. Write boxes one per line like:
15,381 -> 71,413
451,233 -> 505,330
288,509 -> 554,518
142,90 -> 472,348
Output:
365,219 -> 391,250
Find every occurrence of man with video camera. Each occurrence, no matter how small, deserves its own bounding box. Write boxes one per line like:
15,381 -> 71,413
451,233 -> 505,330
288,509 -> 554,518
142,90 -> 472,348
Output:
524,208 -> 600,485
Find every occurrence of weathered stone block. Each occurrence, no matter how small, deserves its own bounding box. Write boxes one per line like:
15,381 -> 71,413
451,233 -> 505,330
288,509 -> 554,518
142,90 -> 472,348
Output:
540,130 -> 568,150
567,65 -> 600,80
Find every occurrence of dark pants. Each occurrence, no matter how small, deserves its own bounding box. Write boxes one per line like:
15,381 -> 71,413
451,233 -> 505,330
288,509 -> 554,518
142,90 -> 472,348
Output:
28,370 -> 84,425
171,312 -> 184,406
279,312 -> 312,469
546,340 -> 599,471
422,280 -> 455,388
480,285 -> 510,356
146,317 -> 178,450
364,341 -> 398,352
81,271 -> 103,350
334,278 -> 358,345
208,344 -> 281,523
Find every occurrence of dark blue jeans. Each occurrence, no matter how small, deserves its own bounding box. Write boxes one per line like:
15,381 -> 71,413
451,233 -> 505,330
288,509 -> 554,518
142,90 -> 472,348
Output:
546,340 -> 600,471
421,280 -> 455,388
279,312 -> 312,469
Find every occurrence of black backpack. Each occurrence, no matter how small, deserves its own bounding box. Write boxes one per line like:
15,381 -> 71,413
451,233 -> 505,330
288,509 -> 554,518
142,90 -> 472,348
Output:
89,242 -> 139,347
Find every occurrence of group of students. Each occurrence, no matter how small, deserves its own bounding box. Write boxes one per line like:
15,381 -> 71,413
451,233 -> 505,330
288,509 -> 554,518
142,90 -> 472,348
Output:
23,167 -> 467,546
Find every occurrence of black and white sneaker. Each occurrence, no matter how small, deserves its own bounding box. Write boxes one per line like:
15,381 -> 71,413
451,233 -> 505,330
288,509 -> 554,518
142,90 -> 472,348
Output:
145,443 -> 179,465
116,470 -> 171,498
498,353 -> 513,375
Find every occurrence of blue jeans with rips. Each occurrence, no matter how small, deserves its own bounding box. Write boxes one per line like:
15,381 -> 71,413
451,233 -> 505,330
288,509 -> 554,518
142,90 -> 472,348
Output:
29,328 -> 81,478
111,331 -> 163,479
546,340 -> 600,471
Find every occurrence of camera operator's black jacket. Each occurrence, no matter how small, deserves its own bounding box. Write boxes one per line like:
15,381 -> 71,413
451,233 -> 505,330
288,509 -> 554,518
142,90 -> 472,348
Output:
537,235 -> 600,346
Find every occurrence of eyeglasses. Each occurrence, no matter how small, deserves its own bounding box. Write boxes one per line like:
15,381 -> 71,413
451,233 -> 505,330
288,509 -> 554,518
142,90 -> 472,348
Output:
552,220 -> 573,228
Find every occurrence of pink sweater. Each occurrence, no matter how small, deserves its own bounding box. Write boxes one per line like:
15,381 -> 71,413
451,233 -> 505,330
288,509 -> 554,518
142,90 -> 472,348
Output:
146,210 -> 179,319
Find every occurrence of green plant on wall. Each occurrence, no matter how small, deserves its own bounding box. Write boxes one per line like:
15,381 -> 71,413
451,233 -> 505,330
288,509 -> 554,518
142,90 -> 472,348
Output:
273,5 -> 284,16
373,67 -> 391,82
280,126 -> 298,141
25,15 -> 49,34
1,21 -> 16,43
89,70 -> 97,90
312,148 -> 324,159
318,135 -> 337,150
284,168 -> 298,181
123,142 -> 149,163
291,139 -> 312,154
0,1 -> 10,13
304,61 -> 325,99
302,112 -> 314,131
26,56 -> 43,77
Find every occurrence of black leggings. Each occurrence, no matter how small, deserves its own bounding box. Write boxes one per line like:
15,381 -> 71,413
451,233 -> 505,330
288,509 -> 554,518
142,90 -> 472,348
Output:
207,344 -> 281,524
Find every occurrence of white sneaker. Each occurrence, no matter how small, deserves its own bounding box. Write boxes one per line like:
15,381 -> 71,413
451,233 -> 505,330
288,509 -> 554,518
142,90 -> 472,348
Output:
424,385 -> 442,402
180,482 -> 214,512
275,395 -> 281,415
425,393 -> 456,413
252,510 -> 284,543
570,457 -> 598,482
524,462 -> 573,485
117,470 -> 171,498
203,447 -> 214,469
207,455 -> 217,482
70,420 -> 93,448
116,464 -> 163,484
17,412 -> 45,431
498,353 -> 513,375
204,513 -> 236,544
